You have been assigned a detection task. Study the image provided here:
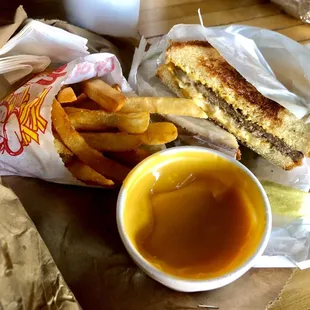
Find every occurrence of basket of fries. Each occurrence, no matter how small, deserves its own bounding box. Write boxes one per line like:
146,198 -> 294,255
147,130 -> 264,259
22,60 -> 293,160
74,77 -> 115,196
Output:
0,52 -> 207,188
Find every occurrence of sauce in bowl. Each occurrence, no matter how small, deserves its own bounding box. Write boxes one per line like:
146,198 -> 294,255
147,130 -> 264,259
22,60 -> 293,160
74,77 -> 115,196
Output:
119,147 -> 269,286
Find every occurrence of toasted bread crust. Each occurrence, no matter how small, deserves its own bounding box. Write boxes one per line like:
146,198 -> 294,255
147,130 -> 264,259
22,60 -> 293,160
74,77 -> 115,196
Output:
167,40 -> 284,123
196,57 -> 284,123
157,63 -> 303,170
165,40 -> 310,157
167,40 -> 213,50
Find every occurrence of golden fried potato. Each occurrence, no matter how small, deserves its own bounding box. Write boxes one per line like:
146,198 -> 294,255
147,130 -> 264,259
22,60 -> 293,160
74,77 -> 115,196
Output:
57,87 -> 77,104
81,132 -> 142,152
75,99 -> 102,110
53,136 -> 73,163
66,158 -> 114,187
120,97 -> 207,118
82,78 -> 126,112
52,99 -> 130,183
139,122 -> 177,145
111,84 -> 122,92
67,109 -> 150,134
106,148 -> 151,167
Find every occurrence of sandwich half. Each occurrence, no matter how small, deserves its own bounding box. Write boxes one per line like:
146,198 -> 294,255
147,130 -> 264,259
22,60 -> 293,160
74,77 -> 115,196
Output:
157,40 -> 310,170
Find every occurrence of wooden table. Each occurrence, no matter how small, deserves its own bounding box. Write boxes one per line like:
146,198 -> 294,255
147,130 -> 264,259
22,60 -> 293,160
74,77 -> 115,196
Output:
2,1 -> 310,309
139,0 -> 310,45
12,0 -> 310,46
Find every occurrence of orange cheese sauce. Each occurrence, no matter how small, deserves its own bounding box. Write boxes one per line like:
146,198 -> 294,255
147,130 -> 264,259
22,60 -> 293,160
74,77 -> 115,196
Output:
123,150 -> 266,279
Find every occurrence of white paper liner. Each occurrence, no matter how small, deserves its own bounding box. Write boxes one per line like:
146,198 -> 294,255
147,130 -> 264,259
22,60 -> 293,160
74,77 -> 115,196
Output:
128,24 -> 310,269
162,24 -> 310,120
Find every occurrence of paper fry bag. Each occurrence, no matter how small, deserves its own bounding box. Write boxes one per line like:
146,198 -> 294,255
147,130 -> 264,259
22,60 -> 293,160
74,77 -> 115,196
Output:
0,53 -> 133,185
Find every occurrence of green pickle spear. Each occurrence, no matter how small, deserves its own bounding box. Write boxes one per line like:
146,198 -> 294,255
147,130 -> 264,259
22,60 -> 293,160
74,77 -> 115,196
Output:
261,180 -> 310,225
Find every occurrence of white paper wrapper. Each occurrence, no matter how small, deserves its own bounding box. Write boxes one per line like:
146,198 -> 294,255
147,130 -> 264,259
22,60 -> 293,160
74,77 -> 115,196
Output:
0,19 -> 90,93
128,24 -> 310,269
0,20 -> 89,64
0,53 -> 133,185
271,0 -> 310,23
0,55 -> 51,85
131,24 -> 310,120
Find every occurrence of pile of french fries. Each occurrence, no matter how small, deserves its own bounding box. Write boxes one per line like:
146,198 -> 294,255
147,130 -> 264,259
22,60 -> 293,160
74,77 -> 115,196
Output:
52,78 -> 207,187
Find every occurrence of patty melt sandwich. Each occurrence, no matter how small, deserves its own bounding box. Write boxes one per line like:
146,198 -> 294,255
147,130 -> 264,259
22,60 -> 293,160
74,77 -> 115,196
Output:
157,41 -> 310,170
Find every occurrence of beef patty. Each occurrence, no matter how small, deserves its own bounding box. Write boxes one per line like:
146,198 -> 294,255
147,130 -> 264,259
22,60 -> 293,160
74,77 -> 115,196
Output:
173,67 -> 303,162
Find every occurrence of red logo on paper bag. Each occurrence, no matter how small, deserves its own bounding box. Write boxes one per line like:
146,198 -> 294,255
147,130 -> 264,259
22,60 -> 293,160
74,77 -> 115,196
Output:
0,86 -> 50,156
36,64 -> 68,85
94,58 -> 116,75
73,58 -> 116,79
0,64 -> 67,156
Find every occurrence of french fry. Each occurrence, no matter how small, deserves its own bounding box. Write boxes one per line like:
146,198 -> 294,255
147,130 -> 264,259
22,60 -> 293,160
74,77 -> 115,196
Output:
67,109 -> 150,134
66,93 -> 99,110
53,80 -> 193,187
53,136 -> 74,163
57,87 -> 77,104
71,93 -> 102,110
74,93 -> 88,104
82,78 -> 126,112
81,132 -> 142,152
64,107 -> 90,114
139,122 -> 178,145
79,123 -> 177,152
120,97 -> 207,118
106,148 -> 151,167
52,99 -> 130,183
141,144 -> 167,154
111,84 -> 122,92
66,158 -> 114,187
75,98 -> 102,110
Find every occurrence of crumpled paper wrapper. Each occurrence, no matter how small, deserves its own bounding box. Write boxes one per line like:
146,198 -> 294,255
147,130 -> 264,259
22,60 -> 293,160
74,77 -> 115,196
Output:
261,181 -> 310,269
0,19 -> 89,66
0,53 -> 133,185
128,24 -> 310,268
271,0 -> 310,23
130,24 -> 310,121
0,179 -> 80,309
0,17 -> 90,94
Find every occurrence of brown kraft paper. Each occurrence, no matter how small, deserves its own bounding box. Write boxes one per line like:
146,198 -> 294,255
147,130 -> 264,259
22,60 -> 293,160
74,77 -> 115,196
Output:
0,178 -> 80,309
2,176 -> 293,310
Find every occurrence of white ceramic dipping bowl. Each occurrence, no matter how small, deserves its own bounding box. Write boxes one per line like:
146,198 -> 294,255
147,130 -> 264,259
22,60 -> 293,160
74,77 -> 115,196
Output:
117,146 -> 272,292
